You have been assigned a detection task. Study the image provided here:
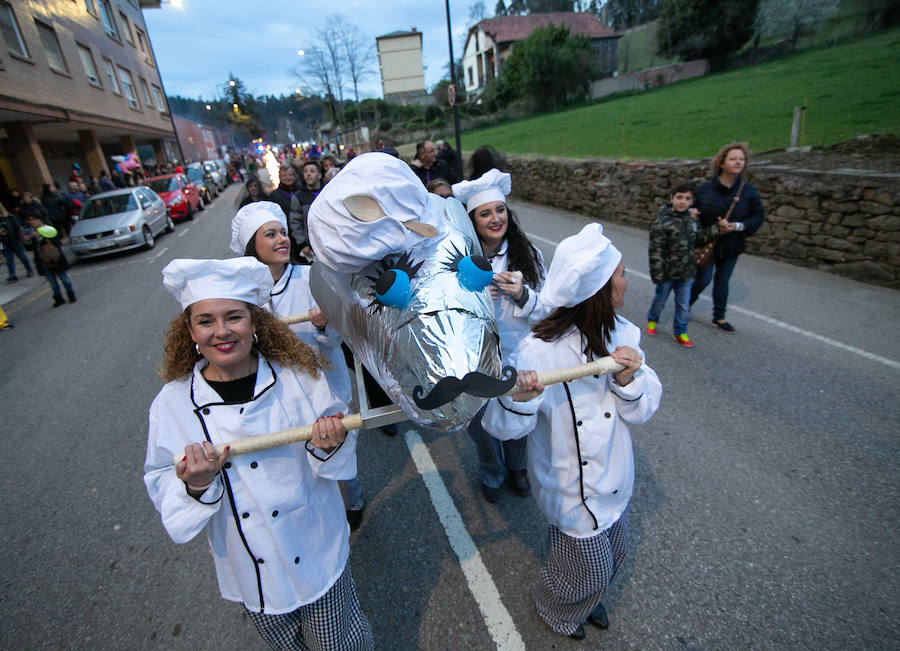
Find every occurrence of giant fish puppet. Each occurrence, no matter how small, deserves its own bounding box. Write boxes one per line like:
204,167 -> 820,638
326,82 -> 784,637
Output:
306,152 -> 515,431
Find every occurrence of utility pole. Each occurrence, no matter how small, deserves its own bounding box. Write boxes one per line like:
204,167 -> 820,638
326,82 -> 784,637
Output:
445,0 -> 462,157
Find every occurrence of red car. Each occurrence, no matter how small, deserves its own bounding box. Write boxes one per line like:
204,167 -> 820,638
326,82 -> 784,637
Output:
145,173 -> 203,221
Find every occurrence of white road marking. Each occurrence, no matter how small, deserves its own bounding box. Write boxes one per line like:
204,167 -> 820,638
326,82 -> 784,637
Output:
404,429 -> 525,650
527,232 -> 900,371
149,246 -> 169,263
178,227 -> 191,237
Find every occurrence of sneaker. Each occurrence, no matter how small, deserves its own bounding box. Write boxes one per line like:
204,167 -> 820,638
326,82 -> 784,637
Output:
674,333 -> 694,348
0,323 -> 13,331
646,320 -> 657,335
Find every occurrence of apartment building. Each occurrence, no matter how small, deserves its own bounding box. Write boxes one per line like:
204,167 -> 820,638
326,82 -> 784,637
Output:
0,0 -> 176,198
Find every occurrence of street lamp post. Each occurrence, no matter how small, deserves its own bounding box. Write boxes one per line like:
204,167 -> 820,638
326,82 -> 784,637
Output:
445,0 -> 462,157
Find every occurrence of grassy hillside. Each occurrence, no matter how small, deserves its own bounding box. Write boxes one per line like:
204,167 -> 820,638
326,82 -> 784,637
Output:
459,27 -> 900,160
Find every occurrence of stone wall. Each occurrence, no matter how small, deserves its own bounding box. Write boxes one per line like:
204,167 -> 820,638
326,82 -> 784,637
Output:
590,60 -> 710,100
505,156 -> 900,288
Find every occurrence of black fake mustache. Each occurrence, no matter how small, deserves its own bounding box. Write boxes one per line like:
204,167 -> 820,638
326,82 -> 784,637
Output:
413,366 -> 517,410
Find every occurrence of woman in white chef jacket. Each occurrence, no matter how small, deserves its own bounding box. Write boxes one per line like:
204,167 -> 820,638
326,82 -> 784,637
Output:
230,201 -> 365,530
483,224 -> 662,641
144,257 -> 373,650
451,169 -> 549,503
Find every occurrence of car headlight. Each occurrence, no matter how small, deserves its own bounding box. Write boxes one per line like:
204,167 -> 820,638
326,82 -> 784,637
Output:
168,196 -> 185,206
71,235 -> 86,243
114,226 -> 135,236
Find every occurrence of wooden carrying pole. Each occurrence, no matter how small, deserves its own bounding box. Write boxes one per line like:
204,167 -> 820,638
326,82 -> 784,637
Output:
171,357 -> 625,465
280,312 -> 310,325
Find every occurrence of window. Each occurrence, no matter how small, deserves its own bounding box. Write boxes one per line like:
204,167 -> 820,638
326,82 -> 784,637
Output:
151,84 -> 167,113
0,2 -> 28,58
35,21 -> 68,72
84,0 -> 97,15
117,66 -> 138,108
135,27 -> 149,61
118,11 -> 133,44
96,0 -> 118,39
77,44 -> 100,84
138,76 -> 152,105
101,57 -> 119,93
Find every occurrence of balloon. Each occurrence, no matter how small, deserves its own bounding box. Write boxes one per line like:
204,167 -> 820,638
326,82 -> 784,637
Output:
36,225 -> 58,238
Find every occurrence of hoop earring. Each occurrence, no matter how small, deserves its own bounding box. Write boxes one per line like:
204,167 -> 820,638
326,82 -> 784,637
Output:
252,333 -> 258,344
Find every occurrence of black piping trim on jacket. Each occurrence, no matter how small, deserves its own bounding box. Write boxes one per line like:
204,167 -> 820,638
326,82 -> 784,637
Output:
610,387 -> 643,403
190,358 -> 278,409
193,408 -> 265,612
498,396 -> 533,417
269,264 -> 295,297
562,381 -> 599,532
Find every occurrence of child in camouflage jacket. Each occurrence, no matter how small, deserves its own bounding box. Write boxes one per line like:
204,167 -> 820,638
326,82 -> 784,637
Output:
646,183 -> 720,347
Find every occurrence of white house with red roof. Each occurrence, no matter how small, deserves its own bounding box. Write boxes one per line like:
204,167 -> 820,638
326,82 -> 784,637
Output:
462,12 -> 620,99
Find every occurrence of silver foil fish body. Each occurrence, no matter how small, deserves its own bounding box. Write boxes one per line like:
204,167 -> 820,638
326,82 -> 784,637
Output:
310,196 -> 505,431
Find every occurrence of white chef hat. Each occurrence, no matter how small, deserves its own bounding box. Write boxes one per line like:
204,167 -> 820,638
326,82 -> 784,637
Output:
162,257 -> 273,310
451,169 -> 511,213
540,223 -> 622,309
229,201 -> 287,254
307,152 -> 449,272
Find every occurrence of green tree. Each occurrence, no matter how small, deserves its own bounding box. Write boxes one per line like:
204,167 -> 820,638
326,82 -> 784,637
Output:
525,0 -> 575,11
221,75 -> 262,139
604,0 -> 662,29
501,24 -> 597,111
656,0 -> 760,60
508,0 -> 527,14
495,0 -> 508,15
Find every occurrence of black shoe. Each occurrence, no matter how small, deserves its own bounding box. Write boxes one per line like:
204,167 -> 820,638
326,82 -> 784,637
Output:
567,625 -> 586,640
52,294 -> 65,307
66,290 -> 77,303
506,469 -> 531,497
346,509 -> 363,532
712,319 -> 735,332
6,276 -> 17,283
587,602 -> 609,629
480,483 -> 500,503
26,270 -> 34,277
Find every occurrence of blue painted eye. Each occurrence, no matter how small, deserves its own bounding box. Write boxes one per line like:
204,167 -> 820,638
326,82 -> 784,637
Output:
374,268 -> 413,309
457,254 -> 493,292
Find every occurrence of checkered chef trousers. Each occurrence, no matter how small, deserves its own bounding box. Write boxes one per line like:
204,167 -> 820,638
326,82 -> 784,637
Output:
534,506 -> 630,636
245,566 -> 373,650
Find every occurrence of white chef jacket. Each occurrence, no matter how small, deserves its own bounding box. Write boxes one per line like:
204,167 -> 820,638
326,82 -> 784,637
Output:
483,317 -> 662,537
144,355 -> 358,614
488,239 -> 549,357
268,264 -> 351,404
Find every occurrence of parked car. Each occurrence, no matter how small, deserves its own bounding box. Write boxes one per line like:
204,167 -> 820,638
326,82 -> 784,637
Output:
145,173 -> 202,221
202,160 -> 226,192
213,159 -> 232,185
69,187 -> 171,259
185,163 -> 217,202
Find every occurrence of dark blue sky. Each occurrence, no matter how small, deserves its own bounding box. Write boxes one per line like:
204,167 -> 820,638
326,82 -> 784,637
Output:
144,0 -> 473,100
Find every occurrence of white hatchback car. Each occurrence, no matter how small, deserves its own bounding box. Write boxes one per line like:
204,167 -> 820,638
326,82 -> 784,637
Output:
70,187 -> 172,259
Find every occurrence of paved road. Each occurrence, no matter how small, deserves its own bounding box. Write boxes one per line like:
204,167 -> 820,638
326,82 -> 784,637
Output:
1,188 -> 897,649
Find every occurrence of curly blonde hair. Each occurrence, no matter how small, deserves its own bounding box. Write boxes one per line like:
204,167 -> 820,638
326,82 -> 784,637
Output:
158,304 -> 325,383
710,142 -> 750,177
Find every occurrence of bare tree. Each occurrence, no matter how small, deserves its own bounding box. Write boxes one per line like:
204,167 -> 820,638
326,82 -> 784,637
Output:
754,0 -> 840,49
332,16 -> 376,135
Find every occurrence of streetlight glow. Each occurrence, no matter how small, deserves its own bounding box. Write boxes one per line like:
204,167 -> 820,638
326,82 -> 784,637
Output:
297,49 -> 305,56
205,104 -> 211,110
228,80 -> 236,87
